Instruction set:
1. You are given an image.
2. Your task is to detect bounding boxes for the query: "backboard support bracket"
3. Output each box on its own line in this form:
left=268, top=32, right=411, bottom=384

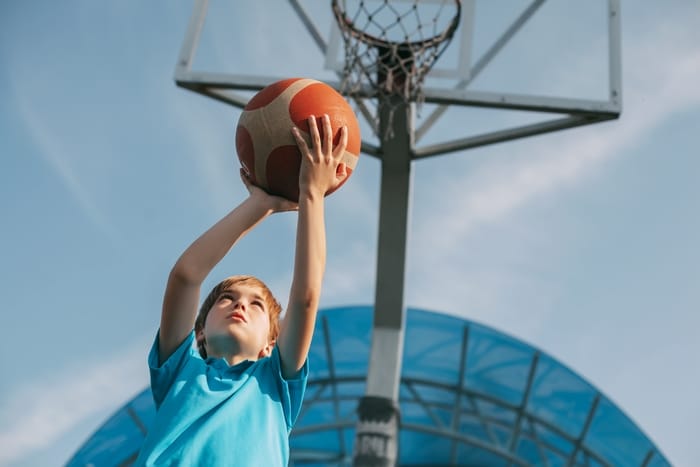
left=174, top=0, right=622, bottom=160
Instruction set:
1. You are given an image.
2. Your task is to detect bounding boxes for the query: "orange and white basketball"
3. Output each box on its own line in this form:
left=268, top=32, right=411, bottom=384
left=236, top=78, right=361, bottom=202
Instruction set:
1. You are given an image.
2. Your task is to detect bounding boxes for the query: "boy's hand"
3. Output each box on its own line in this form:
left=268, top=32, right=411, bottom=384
left=240, top=169, right=298, bottom=213
left=292, top=114, right=348, bottom=199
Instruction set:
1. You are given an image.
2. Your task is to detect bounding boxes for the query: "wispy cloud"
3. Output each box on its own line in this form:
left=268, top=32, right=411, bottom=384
left=323, top=237, right=377, bottom=306
left=0, top=338, right=149, bottom=465
left=411, top=24, right=700, bottom=273
left=13, top=89, right=119, bottom=243
left=167, top=93, right=246, bottom=215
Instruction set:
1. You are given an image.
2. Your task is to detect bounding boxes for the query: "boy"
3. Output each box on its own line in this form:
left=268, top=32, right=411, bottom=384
left=135, top=115, right=349, bottom=466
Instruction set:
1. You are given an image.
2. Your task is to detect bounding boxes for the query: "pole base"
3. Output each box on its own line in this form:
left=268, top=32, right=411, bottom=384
left=352, top=396, right=401, bottom=467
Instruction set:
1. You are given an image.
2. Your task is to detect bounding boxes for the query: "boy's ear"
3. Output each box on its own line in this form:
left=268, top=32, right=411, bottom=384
left=259, top=340, right=275, bottom=359
left=196, top=330, right=207, bottom=349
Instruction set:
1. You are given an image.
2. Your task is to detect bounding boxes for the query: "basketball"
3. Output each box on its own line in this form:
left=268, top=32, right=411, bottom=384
left=236, top=78, right=361, bottom=202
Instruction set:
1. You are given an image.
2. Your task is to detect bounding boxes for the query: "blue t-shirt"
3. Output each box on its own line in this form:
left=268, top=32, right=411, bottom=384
left=135, top=331, right=308, bottom=466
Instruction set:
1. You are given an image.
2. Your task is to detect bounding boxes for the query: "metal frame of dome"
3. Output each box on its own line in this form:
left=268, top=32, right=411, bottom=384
left=66, top=306, right=669, bottom=467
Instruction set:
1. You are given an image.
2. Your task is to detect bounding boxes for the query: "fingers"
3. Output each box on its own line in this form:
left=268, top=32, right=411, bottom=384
left=240, top=168, right=253, bottom=192
left=308, top=115, right=321, bottom=157
left=336, top=162, right=348, bottom=181
left=291, top=114, right=348, bottom=160
left=322, top=114, right=332, bottom=155
left=333, top=125, right=348, bottom=158
left=239, top=167, right=249, bottom=181
left=291, top=126, right=308, bottom=153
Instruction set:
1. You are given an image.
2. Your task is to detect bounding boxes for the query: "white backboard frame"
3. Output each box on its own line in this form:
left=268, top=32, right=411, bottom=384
left=174, top=0, right=622, bottom=158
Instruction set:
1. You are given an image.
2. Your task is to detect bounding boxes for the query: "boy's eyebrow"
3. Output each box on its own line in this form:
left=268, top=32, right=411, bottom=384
left=250, top=293, right=265, bottom=303
left=217, top=290, right=237, bottom=300
left=220, top=289, right=265, bottom=304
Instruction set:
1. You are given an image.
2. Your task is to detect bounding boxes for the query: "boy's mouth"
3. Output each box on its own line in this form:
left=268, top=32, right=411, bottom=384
left=227, top=311, right=247, bottom=323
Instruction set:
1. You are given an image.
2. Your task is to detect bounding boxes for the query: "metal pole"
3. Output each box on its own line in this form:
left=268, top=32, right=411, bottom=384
left=353, top=97, right=413, bottom=467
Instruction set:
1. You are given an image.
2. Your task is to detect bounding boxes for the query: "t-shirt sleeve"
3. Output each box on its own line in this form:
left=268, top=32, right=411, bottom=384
left=148, top=330, right=197, bottom=409
left=269, top=345, right=309, bottom=430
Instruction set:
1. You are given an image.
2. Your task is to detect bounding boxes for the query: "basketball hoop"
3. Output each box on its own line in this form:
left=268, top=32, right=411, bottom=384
left=332, top=0, right=461, bottom=137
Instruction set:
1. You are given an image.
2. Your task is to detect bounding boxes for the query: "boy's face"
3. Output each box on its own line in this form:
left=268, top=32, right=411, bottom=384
left=200, top=283, right=273, bottom=360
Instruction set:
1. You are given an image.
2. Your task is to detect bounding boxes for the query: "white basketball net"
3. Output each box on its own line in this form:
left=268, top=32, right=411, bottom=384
left=332, top=0, right=461, bottom=137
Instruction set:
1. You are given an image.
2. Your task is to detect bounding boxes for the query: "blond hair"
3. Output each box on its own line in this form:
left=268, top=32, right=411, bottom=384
left=194, top=275, right=282, bottom=358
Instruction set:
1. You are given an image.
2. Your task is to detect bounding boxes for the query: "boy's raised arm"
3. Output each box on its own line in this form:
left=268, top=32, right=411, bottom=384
left=277, top=115, right=348, bottom=378
left=159, top=178, right=296, bottom=365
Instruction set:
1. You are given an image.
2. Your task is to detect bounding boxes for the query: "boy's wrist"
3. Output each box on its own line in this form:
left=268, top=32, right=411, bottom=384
left=298, top=186, right=325, bottom=203
left=245, top=186, right=299, bottom=214
left=243, top=192, right=276, bottom=214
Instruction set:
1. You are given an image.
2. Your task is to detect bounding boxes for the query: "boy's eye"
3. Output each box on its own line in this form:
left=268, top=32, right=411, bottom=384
left=252, top=300, right=265, bottom=310
left=219, top=293, right=234, bottom=302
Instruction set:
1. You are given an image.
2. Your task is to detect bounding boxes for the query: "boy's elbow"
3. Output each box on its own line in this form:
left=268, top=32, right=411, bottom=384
left=169, top=260, right=202, bottom=285
left=290, top=288, right=321, bottom=314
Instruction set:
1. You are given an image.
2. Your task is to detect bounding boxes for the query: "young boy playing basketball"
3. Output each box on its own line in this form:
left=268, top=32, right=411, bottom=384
left=135, top=115, right=348, bottom=466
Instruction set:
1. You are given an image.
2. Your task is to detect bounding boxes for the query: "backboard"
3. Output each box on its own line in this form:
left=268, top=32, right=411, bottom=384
left=175, top=0, right=622, bottom=158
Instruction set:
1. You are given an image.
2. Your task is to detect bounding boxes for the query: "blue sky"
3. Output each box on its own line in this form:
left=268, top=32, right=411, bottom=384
left=1, top=1, right=698, bottom=465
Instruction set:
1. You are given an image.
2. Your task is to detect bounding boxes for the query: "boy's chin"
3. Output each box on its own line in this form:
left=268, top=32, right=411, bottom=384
left=214, top=331, right=266, bottom=353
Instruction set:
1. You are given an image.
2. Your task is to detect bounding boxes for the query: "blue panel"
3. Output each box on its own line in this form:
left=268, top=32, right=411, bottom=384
left=306, top=336, right=331, bottom=380
left=409, top=384, right=458, bottom=406
left=646, top=450, right=673, bottom=467
left=130, top=388, right=157, bottom=427
left=336, top=380, right=366, bottom=399
left=319, top=306, right=372, bottom=377
left=399, top=381, right=413, bottom=400
left=302, top=382, right=331, bottom=408
left=517, top=435, right=546, bottom=464
left=338, top=398, right=360, bottom=421
left=402, top=310, right=465, bottom=385
left=399, top=429, right=452, bottom=464
left=456, top=443, right=509, bottom=466
left=576, top=449, right=606, bottom=467
left=585, top=396, right=656, bottom=466
left=472, top=398, right=516, bottom=426
left=293, top=430, right=341, bottom=453
left=457, top=415, right=495, bottom=445
left=464, top=324, right=536, bottom=406
left=298, top=400, right=339, bottom=427
left=400, top=401, right=451, bottom=429
left=67, top=397, right=146, bottom=466
left=527, top=353, right=597, bottom=438
left=531, top=421, right=574, bottom=460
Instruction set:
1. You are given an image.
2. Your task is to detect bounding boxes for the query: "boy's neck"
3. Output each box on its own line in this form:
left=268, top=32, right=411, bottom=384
left=226, top=353, right=257, bottom=366
left=208, top=349, right=261, bottom=367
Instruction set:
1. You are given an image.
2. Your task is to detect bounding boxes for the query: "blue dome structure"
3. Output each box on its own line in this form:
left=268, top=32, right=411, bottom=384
left=67, top=306, right=670, bottom=466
